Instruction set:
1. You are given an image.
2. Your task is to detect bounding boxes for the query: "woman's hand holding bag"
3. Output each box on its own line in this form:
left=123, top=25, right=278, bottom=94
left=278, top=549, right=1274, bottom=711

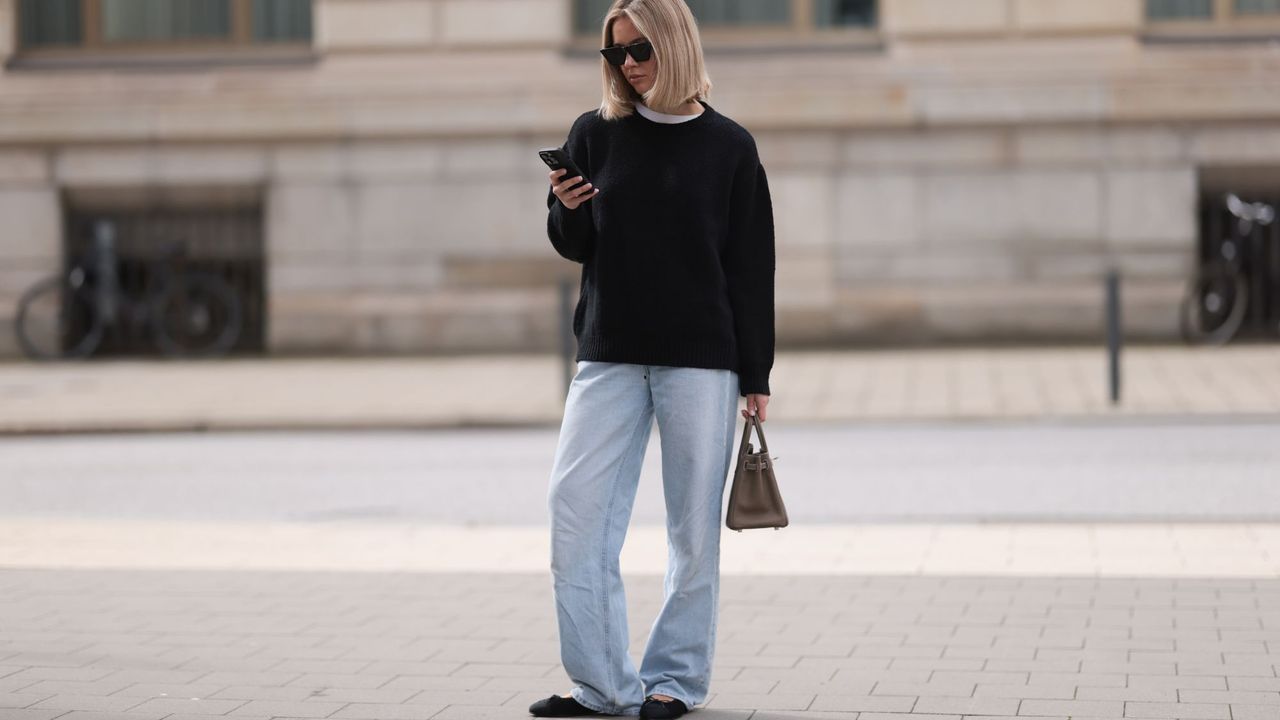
left=725, top=413, right=788, bottom=532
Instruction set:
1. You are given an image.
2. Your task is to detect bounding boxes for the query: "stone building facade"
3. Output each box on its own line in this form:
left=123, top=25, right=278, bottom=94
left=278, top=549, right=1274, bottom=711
left=0, top=0, right=1278, bottom=358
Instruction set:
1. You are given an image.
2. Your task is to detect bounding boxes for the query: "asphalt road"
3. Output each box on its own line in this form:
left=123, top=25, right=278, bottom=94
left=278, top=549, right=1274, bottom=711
left=2, top=418, right=1278, bottom=524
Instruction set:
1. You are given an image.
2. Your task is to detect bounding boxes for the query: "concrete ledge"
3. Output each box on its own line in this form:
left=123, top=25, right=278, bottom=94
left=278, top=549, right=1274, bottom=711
left=0, top=346, right=1277, bottom=435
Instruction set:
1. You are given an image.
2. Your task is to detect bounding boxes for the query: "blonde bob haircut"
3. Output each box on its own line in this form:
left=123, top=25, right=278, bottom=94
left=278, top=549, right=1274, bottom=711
left=597, top=0, right=713, bottom=121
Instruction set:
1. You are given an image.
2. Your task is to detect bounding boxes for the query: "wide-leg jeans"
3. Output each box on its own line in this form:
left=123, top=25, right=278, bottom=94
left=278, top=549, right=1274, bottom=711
left=547, top=359, right=740, bottom=715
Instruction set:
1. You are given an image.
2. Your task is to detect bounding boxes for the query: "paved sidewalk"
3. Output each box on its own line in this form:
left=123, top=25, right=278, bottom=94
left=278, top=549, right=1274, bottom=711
left=0, top=345, right=1277, bottom=434
left=5, top=519, right=1280, bottom=577
left=4, top=521, right=1280, bottom=720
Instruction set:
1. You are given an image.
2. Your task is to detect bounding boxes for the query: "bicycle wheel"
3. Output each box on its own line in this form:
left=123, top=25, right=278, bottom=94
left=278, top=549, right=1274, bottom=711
left=15, top=273, right=105, bottom=360
left=150, top=272, right=243, bottom=358
left=1179, top=265, right=1248, bottom=346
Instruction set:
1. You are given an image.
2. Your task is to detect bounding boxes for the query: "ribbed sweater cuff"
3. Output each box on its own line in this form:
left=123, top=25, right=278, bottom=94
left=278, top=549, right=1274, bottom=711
left=737, top=367, right=771, bottom=397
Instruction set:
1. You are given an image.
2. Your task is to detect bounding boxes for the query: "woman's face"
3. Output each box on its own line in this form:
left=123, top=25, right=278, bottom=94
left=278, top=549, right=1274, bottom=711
left=610, top=16, right=655, bottom=97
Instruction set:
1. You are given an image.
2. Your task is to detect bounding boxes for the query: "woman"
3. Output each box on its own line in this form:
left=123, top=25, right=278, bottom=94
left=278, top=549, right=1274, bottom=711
left=532, top=0, right=774, bottom=717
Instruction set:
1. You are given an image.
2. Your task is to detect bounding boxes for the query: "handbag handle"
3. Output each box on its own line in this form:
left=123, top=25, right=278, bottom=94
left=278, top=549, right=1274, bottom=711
left=737, top=413, right=770, bottom=456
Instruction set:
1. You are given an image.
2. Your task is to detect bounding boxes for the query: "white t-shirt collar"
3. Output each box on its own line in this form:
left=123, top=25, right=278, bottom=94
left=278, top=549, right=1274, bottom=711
left=635, top=100, right=704, bottom=124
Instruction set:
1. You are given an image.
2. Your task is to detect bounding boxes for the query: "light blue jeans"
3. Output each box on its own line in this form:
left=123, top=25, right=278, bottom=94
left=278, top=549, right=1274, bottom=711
left=547, top=359, right=740, bottom=716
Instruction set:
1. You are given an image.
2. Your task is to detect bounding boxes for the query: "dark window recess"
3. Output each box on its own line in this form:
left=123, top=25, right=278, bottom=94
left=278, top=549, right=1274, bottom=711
left=63, top=203, right=265, bottom=357
left=101, top=0, right=231, bottom=42
left=254, top=0, right=312, bottom=41
left=1236, top=0, right=1280, bottom=15
left=1197, top=191, right=1280, bottom=340
left=19, top=0, right=83, bottom=46
left=575, top=0, right=793, bottom=32
left=814, top=0, right=876, bottom=27
left=573, top=0, right=608, bottom=35
left=1147, top=0, right=1215, bottom=19
left=572, top=0, right=878, bottom=34
left=685, top=0, right=792, bottom=25
left=17, top=0, right=312, bottom=49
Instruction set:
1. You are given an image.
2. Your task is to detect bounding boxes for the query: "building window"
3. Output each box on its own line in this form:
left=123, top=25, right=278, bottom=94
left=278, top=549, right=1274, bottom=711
left=1147, top=0, right=1214, bottom=18
left=101, top=0, right=231, bottom=43
left=17, top=0, right=311, bottom=50
left=1236, top=0, right=1280, bottom=13
left=813, top=0, right=877, bottom=27
left=686, top=0, right=791, bottom=26
left=252, top=0, right=311, bottom=41
left=1147, top=0, right=1280, bottom=21
left=19, top=0, right=83, bottom=46
left=573, top=0, right=876, bottom=35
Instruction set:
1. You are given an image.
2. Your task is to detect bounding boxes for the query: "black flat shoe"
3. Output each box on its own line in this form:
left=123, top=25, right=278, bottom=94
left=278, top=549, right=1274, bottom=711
left=640, top=694, right=688, bottom=719
left=529, top=693, right=605, bottom=717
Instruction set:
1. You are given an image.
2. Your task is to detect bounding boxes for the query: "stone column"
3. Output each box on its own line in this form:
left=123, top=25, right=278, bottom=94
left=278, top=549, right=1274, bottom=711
left=0, top=0, right=15, bottom=63
left=0, top=150, right=61, bottom=357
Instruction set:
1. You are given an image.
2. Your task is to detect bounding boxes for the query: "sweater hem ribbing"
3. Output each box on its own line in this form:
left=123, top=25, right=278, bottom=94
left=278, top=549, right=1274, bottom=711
left=575, top=335, right=737, bottom=374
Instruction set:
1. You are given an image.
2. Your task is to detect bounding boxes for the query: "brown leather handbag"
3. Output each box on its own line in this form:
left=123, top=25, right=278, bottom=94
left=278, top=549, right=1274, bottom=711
left=726, top=414, right=788, bottom=532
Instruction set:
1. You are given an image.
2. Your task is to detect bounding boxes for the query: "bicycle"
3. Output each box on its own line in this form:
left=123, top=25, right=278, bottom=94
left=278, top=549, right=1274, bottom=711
left=15, top=219, right=244, bottom=360
left=1179, top=192, right=1277, bottom=346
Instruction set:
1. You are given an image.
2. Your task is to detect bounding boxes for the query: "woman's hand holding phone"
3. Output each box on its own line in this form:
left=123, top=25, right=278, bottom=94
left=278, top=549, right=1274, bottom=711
left=550, top=168, right=600, bottom=210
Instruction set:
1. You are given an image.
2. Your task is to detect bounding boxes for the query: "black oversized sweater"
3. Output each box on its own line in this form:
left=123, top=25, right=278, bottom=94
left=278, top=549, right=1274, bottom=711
left=545, top=99, right=776, bottom=397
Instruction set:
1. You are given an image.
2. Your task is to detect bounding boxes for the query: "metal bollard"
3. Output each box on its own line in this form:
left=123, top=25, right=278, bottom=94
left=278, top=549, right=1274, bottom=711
left=558, top=276, right=575, bottom=397
left=1106, top=269, right=1122, bottom=405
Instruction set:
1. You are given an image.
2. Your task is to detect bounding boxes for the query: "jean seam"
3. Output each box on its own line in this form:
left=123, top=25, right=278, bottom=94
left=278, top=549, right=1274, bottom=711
left=698, top=371, right=735, bottom=701
left=598, top=389, right=649, bottom=714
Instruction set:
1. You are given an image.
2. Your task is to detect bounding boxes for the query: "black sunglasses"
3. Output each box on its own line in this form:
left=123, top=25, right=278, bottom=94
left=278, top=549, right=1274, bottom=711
left=600, top=39, right=653, bottom=66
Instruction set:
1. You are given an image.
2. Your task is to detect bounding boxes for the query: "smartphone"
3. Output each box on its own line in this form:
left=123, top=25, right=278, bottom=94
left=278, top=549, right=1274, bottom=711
left=538, top=147, right=590, bottom=189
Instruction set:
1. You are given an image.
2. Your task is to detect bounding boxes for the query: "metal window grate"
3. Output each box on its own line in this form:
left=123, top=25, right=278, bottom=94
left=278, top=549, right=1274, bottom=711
left=1197, top=192, right=1280, bottom=339
left=63, top=200, right=266, bottom=357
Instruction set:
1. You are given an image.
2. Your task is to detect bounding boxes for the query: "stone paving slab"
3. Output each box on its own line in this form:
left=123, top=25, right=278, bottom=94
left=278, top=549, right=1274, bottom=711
left=3, top=519, right=1280, bottom=577
left=0, top=345, right=1277, bottom=434
left=2, top=564, right=1280, bottom=720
